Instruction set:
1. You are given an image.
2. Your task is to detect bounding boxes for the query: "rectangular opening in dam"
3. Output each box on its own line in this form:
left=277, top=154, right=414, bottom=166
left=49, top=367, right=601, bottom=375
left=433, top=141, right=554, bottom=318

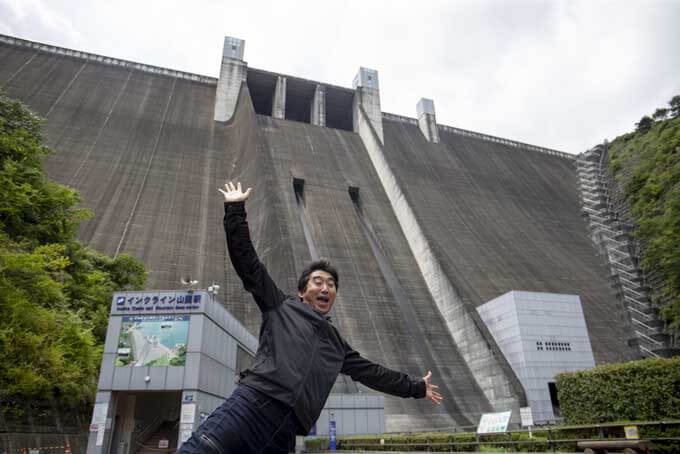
left=285, top=78, right=314, bottom=123
left=246, top=69, right=276, bottom=116
left=325, top=86, right=353, bottom=131
left=247, top=68, right=353, bottom=131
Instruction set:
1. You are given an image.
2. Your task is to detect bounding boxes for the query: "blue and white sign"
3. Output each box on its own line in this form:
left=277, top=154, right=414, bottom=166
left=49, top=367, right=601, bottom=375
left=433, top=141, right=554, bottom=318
left=329, top=420, right=336, bottom=451
left=112, top=291, right=205, bottom=314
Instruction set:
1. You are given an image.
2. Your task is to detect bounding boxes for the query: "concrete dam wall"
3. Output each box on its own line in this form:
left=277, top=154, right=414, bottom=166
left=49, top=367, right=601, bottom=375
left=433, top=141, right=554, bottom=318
left=0, top=34, right=638, bottom=431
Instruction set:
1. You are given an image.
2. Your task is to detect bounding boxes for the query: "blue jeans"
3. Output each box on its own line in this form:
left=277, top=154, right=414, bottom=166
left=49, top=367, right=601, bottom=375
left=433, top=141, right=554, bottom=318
left=177, top=385, right=299, bottom=454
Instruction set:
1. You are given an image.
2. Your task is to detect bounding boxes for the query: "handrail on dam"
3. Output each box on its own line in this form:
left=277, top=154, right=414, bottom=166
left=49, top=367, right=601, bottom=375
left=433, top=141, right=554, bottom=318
left=382, top=111, right=574, bottom=160
left=0, top=34, right=218, bottom=85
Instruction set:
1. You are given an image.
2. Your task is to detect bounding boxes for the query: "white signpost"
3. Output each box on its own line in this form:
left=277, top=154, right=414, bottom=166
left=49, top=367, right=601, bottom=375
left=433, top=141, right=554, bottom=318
left=520, top=406, right=534, bottom=438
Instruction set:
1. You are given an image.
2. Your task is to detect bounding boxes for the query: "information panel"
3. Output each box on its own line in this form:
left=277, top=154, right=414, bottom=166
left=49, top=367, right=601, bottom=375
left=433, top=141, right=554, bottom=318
left=477, top=411, right=512, bottom=434
left=116, top=315, right=189, bottom=367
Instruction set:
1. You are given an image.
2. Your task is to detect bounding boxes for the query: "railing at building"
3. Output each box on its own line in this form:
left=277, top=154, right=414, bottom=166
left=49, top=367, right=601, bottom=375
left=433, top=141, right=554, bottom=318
left=0, top=34, right=217, bottom=85
left=382, top=112, right=574, bottom=159
left=307, top=420, right=680, bottom=452
left=575, top=144, right=672, bottom=357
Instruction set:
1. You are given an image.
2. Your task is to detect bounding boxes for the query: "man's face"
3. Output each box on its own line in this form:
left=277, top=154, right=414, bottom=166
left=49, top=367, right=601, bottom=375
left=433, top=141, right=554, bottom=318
left=298, top=270, right=337, bottom=315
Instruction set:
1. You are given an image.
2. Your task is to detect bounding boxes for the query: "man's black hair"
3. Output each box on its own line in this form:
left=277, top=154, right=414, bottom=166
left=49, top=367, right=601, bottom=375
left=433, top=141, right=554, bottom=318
left=298, top=260, right=339, bottom=292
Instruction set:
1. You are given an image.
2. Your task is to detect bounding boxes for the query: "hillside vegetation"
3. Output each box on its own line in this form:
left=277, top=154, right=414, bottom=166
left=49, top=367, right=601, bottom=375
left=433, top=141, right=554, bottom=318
left=608, top=95, right=680, bottom=335
left=0, top=92, right=147, bottom=421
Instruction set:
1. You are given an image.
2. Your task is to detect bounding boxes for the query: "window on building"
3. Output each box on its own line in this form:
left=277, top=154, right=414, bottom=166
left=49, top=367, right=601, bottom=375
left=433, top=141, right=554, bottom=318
left=548, top=382, right=561, bottom=417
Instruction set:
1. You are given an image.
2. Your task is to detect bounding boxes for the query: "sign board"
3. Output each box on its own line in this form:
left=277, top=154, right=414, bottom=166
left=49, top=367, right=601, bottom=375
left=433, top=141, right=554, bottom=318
left=181, top=403, right=196, bottom=424
left=477, top=411, right=512, bottom=434
left=181, top=430, right=192, bottom=443
left=520, top=407, right=534, bottom=427
left=624, top=425, right=639, bottom=439
left=96, top=424, right=105, bottom=446
left=329, top=420, right=337, bottom=451
left=113, top=291, right=204, bottom=314
left=91, top=402, right=108, bottom=426
left=158, top=439, right=169, bottom=449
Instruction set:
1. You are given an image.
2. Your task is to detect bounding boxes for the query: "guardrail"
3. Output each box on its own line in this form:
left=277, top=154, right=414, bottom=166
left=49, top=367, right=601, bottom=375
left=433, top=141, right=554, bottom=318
left=381, top=112, right=573, bottom=159
left=0, top=34, right=217, bottom=85
left=306, top=420, right=680, bottom=452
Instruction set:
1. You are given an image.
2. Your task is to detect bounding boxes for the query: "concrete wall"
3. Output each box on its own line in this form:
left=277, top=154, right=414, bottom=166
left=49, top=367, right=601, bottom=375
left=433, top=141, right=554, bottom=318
left=380, top=118, right=638, bottom=365
left=311, top=84, right=326, bottom=126
left=0, top=35, right=640, bottom=433
left=312, top=394, right=385, bottom=436
left=353, top=104, right=524, bottom=418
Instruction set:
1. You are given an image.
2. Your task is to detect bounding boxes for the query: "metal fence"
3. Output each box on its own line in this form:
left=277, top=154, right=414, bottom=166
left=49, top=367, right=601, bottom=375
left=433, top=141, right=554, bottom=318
left=307, top=420, right=680, bottom=452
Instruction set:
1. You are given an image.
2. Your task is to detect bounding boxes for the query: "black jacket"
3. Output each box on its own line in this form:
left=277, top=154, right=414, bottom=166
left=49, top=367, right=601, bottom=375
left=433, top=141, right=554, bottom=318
left=224, top=202, right=426, bottom=434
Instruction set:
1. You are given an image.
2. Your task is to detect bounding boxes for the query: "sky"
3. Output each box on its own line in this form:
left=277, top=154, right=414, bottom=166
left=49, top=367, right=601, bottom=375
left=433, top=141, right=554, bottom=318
left=0, top=0, right=678, bottom=154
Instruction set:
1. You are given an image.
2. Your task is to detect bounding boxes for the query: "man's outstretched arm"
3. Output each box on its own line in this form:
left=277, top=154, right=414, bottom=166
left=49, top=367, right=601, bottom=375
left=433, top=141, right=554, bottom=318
left=340, top=340, right=443, bottom=405
left=220, top=181, right=285, bottom=312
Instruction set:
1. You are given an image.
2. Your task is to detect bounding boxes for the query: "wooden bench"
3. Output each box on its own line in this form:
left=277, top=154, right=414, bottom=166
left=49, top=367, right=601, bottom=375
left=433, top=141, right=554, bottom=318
left=578, top=439, right=649, bottom=453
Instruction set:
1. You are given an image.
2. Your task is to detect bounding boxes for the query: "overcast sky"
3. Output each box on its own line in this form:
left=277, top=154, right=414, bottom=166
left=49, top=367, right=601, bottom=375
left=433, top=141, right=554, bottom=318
left=1, top=0, right=678, bottom=154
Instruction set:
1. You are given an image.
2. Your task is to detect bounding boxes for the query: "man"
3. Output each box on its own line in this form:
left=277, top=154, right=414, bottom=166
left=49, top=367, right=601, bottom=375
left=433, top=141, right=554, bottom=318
left=178, top=181, right=442, bottom=453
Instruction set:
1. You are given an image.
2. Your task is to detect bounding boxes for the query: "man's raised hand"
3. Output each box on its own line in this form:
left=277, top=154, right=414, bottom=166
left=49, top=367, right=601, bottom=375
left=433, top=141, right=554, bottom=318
left=422, top=371, right=443, bottom=405
left=219, top=181, right=252, bottom=202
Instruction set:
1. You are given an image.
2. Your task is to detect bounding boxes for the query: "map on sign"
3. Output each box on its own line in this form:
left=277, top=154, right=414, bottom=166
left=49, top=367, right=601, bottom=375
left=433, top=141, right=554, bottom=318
left=116, top=315, right=189, bottom=367
left=477, top=411, right=512, bottom=434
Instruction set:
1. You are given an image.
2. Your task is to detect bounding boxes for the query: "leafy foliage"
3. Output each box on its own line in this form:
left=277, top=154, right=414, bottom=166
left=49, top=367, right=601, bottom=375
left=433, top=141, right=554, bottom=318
left=0, top=92, right=147, bottom=409
left=556, top=357, right=680, bottom=424
left=635, top=115, right=654, bottom=133
left=670, top=95, right=680, bottom=118
left=305, top=423, right=680, bottom=452
left=653, top=108, right=669, bottom=121
left=608, top=104, right=680, bottom=333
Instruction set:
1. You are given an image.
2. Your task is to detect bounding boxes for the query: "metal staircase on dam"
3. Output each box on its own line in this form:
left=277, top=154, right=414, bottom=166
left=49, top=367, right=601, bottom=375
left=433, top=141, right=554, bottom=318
left=575, top=147, right=673, bottom=358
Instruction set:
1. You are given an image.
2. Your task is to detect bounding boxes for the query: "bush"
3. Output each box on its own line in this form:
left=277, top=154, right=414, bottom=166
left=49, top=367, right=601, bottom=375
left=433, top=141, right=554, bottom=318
left=607, top=113, right=680, bottom=333
left=306, top=422, right=680, bottom=452
left=304, top=437, right=328, bottom=452
left=556, top=357, right=680, bottom=425
left=0, top=91, right=147, bottom=415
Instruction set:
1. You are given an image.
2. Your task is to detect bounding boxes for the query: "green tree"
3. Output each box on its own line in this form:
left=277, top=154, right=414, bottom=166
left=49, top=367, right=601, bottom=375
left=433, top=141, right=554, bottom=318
left=670, top=95, right=680, bottom=118
left=0, top=92, right=147, bottom=410
left=0, top=240, right=99, bottom=403
left=635, top=115, right=653, bottom=133
left=608, top=110, right=680, bottom=333
left=653, top=107, right=669, bottom=121
left=0, top=96, right=91, bottom=247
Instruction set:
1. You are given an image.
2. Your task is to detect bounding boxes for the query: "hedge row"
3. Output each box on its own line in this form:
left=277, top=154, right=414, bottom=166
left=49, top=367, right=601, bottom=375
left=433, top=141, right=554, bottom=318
left=305, top=424, right=680, bottom=453
left=555, top=357, right=680, bottom=424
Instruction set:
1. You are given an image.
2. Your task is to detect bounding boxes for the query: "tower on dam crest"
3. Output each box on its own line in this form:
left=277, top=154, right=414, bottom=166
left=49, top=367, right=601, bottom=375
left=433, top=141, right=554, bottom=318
left=214, top=36, right=247, bottom=122
left=417, top=97, right=440, bottom=144
left=353, top=67, right=384, bottom=143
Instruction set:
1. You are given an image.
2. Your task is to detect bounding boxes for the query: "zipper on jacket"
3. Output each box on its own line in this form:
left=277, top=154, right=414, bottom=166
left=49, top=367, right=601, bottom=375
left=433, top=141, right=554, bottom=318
left=200, top=433, right=223, bottom=454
